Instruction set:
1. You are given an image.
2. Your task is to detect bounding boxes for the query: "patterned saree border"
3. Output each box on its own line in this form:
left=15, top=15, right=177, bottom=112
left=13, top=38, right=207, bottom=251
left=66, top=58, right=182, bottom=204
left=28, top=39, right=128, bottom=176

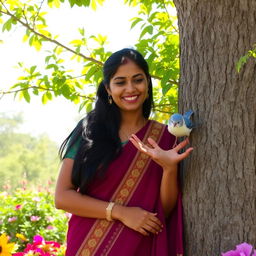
left=77, top=121, right=166, bottom=256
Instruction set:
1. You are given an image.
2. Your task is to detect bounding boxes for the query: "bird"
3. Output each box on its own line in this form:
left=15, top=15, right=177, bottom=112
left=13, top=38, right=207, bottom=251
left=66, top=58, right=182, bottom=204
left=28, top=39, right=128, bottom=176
left=168, top=110, right=194, bottom=147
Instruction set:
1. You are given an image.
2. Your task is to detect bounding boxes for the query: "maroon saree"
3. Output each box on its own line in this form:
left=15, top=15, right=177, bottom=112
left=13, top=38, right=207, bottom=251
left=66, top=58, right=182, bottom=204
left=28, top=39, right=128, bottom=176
left=65, top=120, right=184, bottom=256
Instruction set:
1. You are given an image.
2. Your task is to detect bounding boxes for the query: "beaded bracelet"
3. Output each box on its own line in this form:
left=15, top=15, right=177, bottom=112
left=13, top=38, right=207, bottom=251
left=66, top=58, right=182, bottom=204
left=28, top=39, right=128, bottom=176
left=106, top=202, right=115, bottom=221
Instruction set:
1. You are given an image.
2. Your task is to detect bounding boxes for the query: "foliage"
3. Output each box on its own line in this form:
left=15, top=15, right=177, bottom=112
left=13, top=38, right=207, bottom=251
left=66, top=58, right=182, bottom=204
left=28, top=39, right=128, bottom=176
left=236, top=44, right=256, bottom=72
left=0, top=0, right=179, bottom=121
left=0, top=187, right=69, bottom=252
left=0, top=113, right=59, bottom=191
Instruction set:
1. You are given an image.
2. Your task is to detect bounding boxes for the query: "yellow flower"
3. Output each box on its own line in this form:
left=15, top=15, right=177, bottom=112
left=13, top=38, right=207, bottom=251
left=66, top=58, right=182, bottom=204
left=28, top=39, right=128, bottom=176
left=16, top=233, right=28, bottom=242
left=0, top=233, right=15, bottom=256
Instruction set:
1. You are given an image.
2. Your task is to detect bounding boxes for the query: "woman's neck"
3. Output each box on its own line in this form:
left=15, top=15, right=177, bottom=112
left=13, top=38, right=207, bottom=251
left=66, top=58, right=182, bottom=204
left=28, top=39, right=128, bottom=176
left=119, top=112, right=147, bottom=142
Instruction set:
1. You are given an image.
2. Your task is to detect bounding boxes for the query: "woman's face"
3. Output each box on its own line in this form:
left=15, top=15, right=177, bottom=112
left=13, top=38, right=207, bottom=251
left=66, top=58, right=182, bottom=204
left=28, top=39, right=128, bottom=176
left=106, top=59, right=149, bottom=115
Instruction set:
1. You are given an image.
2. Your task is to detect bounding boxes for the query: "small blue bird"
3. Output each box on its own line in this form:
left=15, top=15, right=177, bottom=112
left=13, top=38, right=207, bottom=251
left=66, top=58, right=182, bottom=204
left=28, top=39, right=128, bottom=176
left=168, top=110, right=194, bottom=146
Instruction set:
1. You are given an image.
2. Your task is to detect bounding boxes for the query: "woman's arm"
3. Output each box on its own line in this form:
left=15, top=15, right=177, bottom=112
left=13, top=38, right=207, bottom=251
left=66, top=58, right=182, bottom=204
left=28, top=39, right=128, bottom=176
left=55, top=158, right=109, bottom=218
left=55, top=158, right=163, bottom=236
left=160, top=166, right=178, bottom=217
left=129, top=135, right=193, bottom=217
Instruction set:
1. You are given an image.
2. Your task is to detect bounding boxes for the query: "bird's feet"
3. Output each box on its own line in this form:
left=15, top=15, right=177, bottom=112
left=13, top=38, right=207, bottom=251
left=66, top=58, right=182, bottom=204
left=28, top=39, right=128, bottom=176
left=172, top=137, right=178, bottom=148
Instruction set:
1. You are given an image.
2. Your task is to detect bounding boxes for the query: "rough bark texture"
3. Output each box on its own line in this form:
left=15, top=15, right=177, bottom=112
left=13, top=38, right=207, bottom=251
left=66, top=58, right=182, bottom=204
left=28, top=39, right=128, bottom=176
left=173, top=1, right=256, bottom=255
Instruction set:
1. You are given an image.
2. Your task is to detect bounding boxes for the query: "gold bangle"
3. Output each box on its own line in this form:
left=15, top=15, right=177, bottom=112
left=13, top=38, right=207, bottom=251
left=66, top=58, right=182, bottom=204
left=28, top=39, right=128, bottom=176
left=106, top=202, right=115, bottom=221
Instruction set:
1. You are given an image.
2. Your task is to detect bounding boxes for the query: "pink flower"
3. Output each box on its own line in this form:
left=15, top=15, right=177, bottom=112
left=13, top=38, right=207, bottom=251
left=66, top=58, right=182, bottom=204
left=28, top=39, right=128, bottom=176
left=222, top=243, right=256, bottom=256
left=46, top=225, right=54, bottom=230
left=46, top=216, right=54, bottom=222
left=8, top=216, right=17, bottom=222
left=15, top=204, right=22, bottom=210
left=30, top=216, right=40, bottom=222
left=32, top=196, right=41, bottom=202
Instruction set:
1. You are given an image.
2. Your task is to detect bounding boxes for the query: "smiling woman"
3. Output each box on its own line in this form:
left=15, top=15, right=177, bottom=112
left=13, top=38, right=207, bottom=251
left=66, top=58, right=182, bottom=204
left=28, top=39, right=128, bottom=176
left=55, top=48, right=193, bottom=256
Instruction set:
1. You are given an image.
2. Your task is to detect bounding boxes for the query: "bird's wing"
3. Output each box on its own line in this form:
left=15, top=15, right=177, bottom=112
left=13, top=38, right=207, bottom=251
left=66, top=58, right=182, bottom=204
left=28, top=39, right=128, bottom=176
left=183, top=117, right=193, bottom=129
left=183, top=110, right=194, bottom=120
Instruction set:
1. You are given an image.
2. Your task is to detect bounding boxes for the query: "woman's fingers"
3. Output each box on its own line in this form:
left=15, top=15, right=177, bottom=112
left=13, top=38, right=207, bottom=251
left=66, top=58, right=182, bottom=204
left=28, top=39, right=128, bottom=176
left=139, top=227, right=149, bottom=236
left=130, top=134, right=150, bottom=153
left=147, top=137, right=160, bottom=149
left=173, top=138, right=190, bottom=152
left=177, top=147, right=194, bottom=161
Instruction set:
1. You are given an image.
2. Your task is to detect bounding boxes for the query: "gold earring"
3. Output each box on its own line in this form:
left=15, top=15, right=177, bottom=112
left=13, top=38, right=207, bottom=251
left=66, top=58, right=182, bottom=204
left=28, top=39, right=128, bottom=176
left=108, top=95, right=113, bottom=104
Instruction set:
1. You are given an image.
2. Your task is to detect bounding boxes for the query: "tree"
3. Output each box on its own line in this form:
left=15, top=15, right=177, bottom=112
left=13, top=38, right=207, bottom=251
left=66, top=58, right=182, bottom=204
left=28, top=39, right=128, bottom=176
left=0, top=113, right=59, bottom=191
left=173, top=0, right=256, bottom=255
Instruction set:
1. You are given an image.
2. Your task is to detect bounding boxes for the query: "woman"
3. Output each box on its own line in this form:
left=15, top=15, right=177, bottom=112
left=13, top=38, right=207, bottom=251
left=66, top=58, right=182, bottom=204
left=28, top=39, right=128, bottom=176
left=55, top=48, right=193, bottom=256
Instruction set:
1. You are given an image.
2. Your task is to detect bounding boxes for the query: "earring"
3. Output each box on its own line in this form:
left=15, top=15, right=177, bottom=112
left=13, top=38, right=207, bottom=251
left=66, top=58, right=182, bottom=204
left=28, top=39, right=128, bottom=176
left=108, top=95, right=113, bottom=104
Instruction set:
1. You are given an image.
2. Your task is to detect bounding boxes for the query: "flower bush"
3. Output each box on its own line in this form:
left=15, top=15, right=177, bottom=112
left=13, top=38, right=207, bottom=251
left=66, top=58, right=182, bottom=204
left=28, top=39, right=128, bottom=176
left=222, top=243, right=256, bottom=256
left=13, top=235, right=66, bottom=256
left=0, top=188, right=69, bottom=252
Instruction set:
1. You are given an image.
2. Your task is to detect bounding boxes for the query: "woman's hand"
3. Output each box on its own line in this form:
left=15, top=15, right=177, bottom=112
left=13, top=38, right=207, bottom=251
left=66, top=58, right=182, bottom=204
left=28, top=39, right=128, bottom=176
left=112, top=205, right=163, bottom=236
left=129, top=135, right=193, bottom=171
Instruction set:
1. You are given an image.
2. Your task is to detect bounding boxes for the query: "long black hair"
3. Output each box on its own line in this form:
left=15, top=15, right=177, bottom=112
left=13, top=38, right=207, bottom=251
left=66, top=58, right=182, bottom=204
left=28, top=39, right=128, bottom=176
left=59, top=48, right=153, bottom=194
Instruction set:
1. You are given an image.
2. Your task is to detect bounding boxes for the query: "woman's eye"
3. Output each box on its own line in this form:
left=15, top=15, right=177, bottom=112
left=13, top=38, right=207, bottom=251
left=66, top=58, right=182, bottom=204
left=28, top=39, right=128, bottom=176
left=115, top=81, right=125, bottom=85
left=134, top=78, right=144, bottom=83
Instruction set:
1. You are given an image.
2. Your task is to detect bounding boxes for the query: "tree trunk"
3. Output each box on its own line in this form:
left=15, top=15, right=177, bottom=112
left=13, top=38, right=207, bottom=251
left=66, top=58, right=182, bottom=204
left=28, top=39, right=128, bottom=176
left=173, top=1, right=256, bottom=255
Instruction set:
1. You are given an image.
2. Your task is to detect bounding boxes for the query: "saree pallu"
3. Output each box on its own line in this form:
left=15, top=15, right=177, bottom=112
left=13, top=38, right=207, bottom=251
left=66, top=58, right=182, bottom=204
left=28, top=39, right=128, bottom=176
left=66, top=120, right=183, bottom=256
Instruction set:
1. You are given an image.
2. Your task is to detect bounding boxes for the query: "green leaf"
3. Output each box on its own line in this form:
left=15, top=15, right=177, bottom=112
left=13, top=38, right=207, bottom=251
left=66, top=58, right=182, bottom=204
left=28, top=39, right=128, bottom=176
left=42, top=92, right=49, bottom=104
left=30, top=66, right=37, bottom=74
left=139, top=25, right=154, bottom=39
left=162, top=83, right=172, bottom=95
left=46, top=91, right=52, bottom=100
left=78, top=100, right=87, bottom=112
left=78, top=27, right=85, bottom=36
left=2, top=19, right=13, bottom=32
left=22, top=90, right=31, bottom=103
left=236, top=54, right=249, bottom=72
left=130, top=17, right=143, bottom=29
left=85, top=66, right=98, bottom=81
left=33, top=88, right=39, bottom=95
left=86, top=101, right=93, bottom=112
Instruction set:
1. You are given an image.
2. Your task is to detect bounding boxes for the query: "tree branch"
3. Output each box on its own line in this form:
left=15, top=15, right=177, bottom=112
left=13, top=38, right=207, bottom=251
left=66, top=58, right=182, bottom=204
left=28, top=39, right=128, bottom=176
left=0, top=1, right=179, bottom=86
left=0, top=86, right=95, bottom=101
left=151, top=74, right=178, bottom=85
left=0, top=3, right=103, bottom=66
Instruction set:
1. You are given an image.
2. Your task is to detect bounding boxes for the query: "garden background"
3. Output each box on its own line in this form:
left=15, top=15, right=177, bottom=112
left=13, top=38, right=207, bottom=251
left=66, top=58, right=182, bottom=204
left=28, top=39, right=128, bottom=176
left=0, top=0, right=255, bottom=255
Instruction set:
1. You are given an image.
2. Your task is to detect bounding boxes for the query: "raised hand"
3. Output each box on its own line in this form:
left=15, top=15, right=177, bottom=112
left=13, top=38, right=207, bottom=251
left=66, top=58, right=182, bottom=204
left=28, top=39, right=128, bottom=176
left=129, top=135, right=193, bottom=171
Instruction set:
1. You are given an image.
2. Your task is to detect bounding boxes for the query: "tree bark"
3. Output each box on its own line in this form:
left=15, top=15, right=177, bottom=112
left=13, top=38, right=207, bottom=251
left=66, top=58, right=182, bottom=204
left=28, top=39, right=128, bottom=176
left=173, top=1, right=256, bottom=255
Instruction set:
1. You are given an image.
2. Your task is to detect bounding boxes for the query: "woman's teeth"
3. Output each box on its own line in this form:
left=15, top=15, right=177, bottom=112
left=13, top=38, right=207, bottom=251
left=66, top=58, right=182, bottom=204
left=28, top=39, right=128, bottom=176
left=123, top=96, right=138, bottom=101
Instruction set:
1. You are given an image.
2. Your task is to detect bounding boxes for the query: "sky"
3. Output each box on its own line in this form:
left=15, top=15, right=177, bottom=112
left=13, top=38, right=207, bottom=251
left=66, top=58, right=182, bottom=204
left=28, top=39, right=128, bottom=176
left=0, top=0, right=139, bottom=145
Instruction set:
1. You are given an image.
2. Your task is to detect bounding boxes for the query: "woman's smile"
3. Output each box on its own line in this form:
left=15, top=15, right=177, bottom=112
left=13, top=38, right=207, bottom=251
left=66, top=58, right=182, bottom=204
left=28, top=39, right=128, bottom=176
left=122, top=95, right=139, bottom=103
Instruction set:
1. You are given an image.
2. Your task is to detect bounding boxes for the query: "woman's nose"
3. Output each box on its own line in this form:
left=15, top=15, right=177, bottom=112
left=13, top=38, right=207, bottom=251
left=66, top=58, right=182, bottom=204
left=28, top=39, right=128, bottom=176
left=126, top=80, right=136, bottom=92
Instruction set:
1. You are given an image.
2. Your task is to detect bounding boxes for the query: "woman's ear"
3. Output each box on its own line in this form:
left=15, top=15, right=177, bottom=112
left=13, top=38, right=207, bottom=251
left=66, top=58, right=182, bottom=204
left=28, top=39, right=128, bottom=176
left=105, top=85, right=111, bottom=95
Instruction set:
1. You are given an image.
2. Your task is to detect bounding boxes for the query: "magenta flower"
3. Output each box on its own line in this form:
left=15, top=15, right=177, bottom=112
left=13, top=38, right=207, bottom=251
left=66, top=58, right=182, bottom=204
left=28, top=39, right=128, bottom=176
left=30, top=216, right=41, bottom=222
left=15, top=204, right=22, bottom=210
left=8, top=216, right=17, bottom=222
left=222, top=243, right=256, bottom=256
